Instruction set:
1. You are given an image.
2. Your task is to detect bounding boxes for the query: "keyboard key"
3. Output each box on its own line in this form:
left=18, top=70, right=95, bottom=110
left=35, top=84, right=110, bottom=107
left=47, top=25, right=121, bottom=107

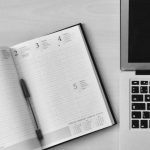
left=132, top=111, right=141, bottom=118
left=143, top=111, right=150, bottom=118
left=145, top=95, right=150, bottom=102
left=147, top=103, right=150, bottom=110
left=141, top=120, right=148, bottom=128
left=141, top=81, right=148, bottom=85
left=132, top=103, right=145, bottom=110
left=132, top=95, right=143, bottom=101
left=132, top=81, right=139, bottom=85
left=132, top=86, right=139, bottom=93
left=140, top=86, right=148, bottom=93
left=132, top=120, right=139, bottom=128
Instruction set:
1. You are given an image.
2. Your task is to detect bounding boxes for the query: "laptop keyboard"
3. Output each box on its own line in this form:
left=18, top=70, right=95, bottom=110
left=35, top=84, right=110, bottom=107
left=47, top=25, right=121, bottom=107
left=131, top=80, right=150, bottom=129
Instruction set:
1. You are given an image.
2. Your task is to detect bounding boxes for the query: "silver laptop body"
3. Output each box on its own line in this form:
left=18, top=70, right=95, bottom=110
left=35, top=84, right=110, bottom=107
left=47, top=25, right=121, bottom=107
left=120, top=0, right=150, bottom=150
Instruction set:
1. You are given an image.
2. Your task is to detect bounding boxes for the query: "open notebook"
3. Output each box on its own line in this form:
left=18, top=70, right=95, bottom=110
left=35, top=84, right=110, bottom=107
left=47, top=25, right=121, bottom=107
left=0, top=24, right=115, bottom=150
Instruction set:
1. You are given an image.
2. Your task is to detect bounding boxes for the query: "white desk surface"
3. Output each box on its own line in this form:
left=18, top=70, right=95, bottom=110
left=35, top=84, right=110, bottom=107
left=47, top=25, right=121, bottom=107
left=0, top=0, right=120, bottom=150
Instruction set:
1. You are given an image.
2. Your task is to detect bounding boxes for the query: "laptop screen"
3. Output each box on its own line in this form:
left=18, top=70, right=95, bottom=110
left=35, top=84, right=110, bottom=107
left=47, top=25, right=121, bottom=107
left=129, top=0, right=150, bottom=63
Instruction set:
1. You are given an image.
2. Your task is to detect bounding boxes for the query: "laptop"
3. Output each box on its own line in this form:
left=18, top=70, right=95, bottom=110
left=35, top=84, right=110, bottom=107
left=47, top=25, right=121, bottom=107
left=120, top=0, right=150, bottom=149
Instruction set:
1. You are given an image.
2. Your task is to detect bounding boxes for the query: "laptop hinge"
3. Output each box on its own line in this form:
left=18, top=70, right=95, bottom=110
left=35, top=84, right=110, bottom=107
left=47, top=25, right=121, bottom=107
left=136, top=70, right=150, bottom=75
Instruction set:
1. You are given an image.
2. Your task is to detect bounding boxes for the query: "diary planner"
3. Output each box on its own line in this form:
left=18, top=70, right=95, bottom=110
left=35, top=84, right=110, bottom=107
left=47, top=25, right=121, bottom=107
left=0, top=24, right=115, bottom=150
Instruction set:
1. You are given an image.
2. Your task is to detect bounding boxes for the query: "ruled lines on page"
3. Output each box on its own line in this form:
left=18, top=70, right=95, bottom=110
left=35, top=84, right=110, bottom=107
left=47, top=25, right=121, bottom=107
left=0, top=50, right=37, bottom=149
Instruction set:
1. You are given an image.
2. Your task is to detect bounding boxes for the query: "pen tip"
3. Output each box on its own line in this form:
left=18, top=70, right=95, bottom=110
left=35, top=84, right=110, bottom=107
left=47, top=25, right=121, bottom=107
left=36, top=129, right=43, bottom=141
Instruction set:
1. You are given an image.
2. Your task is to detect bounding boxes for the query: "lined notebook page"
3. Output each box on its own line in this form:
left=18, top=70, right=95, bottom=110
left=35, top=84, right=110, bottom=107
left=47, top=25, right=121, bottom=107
left=0, top=50, right=39, bottom=150
left=12, top=25, right=113, bottom=148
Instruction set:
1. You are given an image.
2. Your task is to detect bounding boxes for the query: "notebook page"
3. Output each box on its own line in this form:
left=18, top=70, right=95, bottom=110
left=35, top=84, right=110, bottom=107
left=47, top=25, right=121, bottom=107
left=12, top=25, right=113, bottom=148
left=0, top=50, right=40, bottom=150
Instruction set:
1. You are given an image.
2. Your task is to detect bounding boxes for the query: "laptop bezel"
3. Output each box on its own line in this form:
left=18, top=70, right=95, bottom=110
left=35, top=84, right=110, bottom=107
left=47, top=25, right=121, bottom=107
left=121, top=0, right=150, bottom=71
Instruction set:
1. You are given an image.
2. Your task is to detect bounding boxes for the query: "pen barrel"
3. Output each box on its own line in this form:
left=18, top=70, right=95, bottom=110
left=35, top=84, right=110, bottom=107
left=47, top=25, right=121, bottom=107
left=26, top=98, right=38, bottom=127
left=20, top=79, right=43, bottom=142
left=26, top=98, right=43, bottom=140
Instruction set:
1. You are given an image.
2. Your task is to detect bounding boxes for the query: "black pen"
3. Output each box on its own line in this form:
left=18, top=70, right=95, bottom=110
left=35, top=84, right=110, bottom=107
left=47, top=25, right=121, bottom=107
left=20, top=79, right=43, bottom=142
